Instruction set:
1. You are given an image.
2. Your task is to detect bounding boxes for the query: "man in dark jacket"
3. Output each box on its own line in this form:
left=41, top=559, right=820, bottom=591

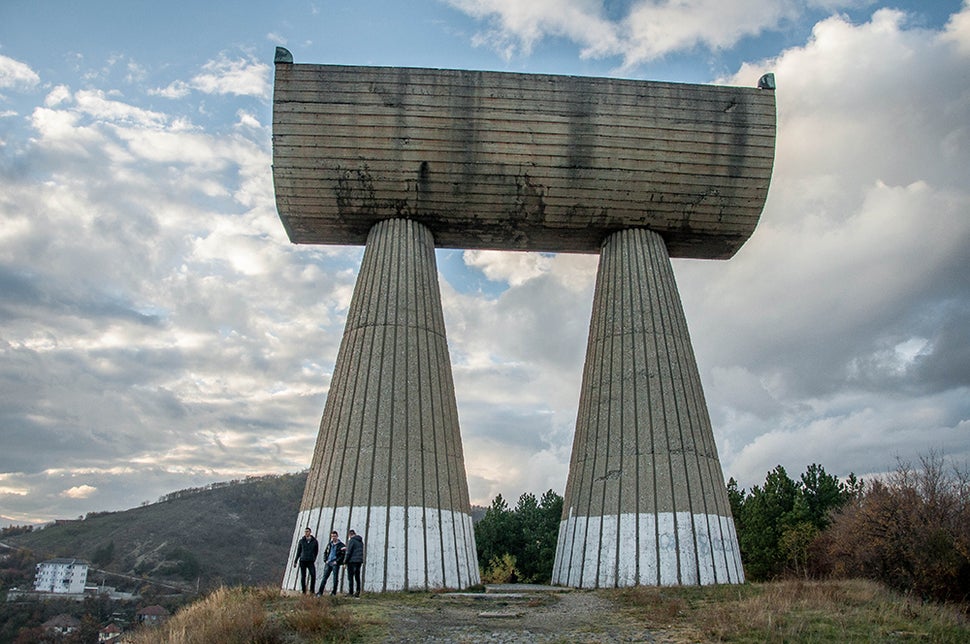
left=293, top=527, right=319, bottom=594
left=344, top=529, right=364, bottom=597
left=317, top=530, right=345, bottom=596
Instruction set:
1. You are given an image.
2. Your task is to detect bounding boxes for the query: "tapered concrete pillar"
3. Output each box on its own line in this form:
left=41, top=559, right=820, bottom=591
left=281, top=218, right=480, bottom=593
left=552, top=228, right=743, bottom=588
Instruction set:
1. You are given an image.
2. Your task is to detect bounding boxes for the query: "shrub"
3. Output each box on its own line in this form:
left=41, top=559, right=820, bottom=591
left=821, top=454, right=970, bottom=603
left=481, top=554, right=519, bottom=584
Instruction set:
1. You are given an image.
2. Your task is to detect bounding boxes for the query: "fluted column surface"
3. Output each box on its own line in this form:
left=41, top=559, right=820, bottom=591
left=282, top=218, right=479, bottom=592
left=553, top=227, right=743, bottom=588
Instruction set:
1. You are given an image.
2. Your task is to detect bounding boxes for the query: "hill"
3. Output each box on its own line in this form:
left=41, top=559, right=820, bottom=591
left=5, top=472, right=307, bottom=590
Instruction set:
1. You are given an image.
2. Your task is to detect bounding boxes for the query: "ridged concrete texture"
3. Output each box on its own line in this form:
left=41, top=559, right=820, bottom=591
left=281, top=218, right=480, bottom=593
left=272, top=56, right=776, bottom=259
left=553, top=228, right=743, bottom=588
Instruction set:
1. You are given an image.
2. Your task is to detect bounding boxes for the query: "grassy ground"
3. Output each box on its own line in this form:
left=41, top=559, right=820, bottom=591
left=611, top=579, right=970, bottom=643
left=124, top=579, right=969, bottom=643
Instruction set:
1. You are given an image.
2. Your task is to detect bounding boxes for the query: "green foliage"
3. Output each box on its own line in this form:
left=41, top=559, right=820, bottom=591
left=481, top=553, right=519, bottom=583
left=726, top=477, right=744, bottom=520
left=474, top=489, right=563, bottom=583
left=778, top=521, right=818, bottom=578
left=733, top=463, right=858, bottom=581
left=733, top=455, right=969, bottom=605
left=798, top=463, right=856, bottom=529
left=475, top=494, right=514, bottom=569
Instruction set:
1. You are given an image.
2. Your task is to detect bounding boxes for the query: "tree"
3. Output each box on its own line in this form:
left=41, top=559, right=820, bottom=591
left=474, top=489, right=564, bottom=583
left=798, top=463, right=855, bottom=530
left=726, top=478, right=745, bottom=521
left=535, top=489, right=564, bottom=581
left=737, top=465, right=799, bottom=580
left=475, top=494, right=515, bottom=573
left=732, top=463, right=859, bottom=581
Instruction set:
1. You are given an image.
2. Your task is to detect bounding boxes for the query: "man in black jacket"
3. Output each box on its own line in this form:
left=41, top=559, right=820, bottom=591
left=317, top=530, right=345, bottom=595
left=344, top=529, right=364, bottom=597
left=293, top=527, right=319, bottom=594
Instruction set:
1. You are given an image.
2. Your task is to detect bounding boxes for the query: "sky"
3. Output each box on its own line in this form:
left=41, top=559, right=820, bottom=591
left=1, top=1, right=968, bottom=525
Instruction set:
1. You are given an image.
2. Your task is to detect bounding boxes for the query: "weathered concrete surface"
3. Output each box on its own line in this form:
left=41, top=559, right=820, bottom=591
left=273, top=52, right=774, bottom=593
left=281, top=218, right=479, bottom=593
left=272, top=52, right=776, bottom=259
left=553, top=228, right=743, bottom=587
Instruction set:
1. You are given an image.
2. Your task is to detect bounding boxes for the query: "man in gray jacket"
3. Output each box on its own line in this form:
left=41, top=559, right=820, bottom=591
left=344, top=529, right=364, bottom=597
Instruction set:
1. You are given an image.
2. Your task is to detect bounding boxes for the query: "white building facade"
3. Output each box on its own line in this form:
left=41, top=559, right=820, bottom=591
left=34, top=558, right=88, bottom=594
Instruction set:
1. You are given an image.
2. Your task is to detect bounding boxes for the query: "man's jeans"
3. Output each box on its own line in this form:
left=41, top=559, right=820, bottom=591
left=318, top=562, right=340, bottom=594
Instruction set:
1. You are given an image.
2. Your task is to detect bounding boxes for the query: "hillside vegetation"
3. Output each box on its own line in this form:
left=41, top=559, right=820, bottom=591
left=6, top=472, right=307, bottom=589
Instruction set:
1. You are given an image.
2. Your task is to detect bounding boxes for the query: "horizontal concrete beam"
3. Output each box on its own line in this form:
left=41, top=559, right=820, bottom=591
left=272, top=51, right=776, bottom=259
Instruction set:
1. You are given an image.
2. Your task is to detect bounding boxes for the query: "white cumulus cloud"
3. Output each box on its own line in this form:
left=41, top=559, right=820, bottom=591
left=0, top=54, right=40, bottom=90
left=63, top=485, right=97, bottom=499
left=189, top=55, right=271, bottom=98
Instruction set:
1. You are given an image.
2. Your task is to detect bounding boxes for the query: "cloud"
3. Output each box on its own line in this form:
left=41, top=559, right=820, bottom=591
left=444, top=0, right=876, bottom=67
left=63, top=485, right=97, bottom=499
left=189, top=55, right=271, bottom=98
left=0, top=474, right=29, bottom=496
left=445, top=0, right=622, bottom=60
left=0, top=54, right=40, bottom=90
left=149, top=80, right=191, bottom=99
left=74, top=89, right=169, bottom=128
left=2, top=2, right=969, bottom=523
left=943, top=0, right=970, bottom=54
left=441, top=3, right=970, bottom=496
left=150, top=55, right=271, bottom=99
left=0, top=57, right=352, bottom=520
left=677, top=5, right=970, bottom=486
left=619, top=0, right=795, bottom=65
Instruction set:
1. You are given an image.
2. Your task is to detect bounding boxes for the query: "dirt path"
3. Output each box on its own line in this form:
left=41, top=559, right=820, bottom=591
left=376, top=584, right=674, bottom=643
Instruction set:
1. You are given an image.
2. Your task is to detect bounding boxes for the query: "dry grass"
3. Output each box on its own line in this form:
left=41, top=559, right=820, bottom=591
left=614, top=579, right=970, bottom=643
left=126, top=579, right=970, bottom=643
left=125, top=586, right=364, bottom=644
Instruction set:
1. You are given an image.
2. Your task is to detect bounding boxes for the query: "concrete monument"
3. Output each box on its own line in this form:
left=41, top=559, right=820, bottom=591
left=272, top=47, right=775, bottom=591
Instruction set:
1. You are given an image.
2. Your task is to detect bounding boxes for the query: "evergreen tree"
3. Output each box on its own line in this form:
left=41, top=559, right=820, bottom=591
left=474, top=489, right=564, bottom=583
left=475, top=494, right=515, bottom=571
left=732, top=463, right=860, bottom=581
left=799, top=463, right=852, bottom=529
left=737, top=465, right=799, bottom=580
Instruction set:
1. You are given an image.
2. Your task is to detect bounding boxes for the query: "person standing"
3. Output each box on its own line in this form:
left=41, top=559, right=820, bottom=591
left=317, top=530, right=345, bottom=596
left=344, top=529, right=364, bottom=597
left=293, top=527, right=319, bottom=594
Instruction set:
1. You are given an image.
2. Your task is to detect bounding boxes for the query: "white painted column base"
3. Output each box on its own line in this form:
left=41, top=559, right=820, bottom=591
left=281, top=506, right=481, bottom=593
left=552, top=511, right=744, bottom=588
